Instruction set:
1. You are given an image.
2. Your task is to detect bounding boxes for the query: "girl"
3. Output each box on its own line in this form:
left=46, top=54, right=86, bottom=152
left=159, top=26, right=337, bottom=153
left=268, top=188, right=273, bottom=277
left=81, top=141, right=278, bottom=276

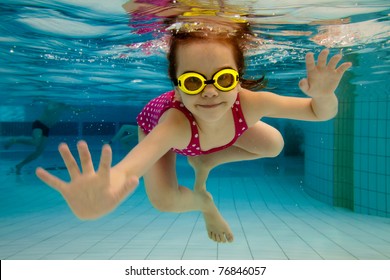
left=36, top=21, right=352, bottom=243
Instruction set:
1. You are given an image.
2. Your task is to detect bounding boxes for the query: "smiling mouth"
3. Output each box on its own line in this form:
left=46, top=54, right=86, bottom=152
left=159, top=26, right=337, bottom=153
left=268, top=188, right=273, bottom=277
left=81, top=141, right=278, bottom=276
left=197, top=103, right=222, bottom=108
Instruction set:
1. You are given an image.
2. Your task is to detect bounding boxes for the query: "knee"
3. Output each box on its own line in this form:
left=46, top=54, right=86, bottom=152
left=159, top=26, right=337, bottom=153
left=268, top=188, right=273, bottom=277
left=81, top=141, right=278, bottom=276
left=265, top=131, right=285, bottom=158
left=148, top=194, right=177, bottom=213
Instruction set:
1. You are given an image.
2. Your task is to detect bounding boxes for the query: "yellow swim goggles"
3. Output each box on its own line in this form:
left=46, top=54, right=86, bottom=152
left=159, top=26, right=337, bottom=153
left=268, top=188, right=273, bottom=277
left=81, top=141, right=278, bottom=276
left=173, top=68, right=240, bottom=95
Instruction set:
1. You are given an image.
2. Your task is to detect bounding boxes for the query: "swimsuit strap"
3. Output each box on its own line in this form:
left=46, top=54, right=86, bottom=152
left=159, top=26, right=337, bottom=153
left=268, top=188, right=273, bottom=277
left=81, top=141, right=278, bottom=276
left=231, top=94, right=248, bottom=139
left=171, top=97, right=202, bottom=156
left=171, top=93, right=248, bottom=156
left=198, top=94, right=248, bottom=155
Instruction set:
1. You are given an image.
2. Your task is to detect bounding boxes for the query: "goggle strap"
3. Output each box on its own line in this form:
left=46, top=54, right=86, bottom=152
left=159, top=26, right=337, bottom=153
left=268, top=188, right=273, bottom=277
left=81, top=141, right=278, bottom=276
left=204, top=79, right=215, bottom=85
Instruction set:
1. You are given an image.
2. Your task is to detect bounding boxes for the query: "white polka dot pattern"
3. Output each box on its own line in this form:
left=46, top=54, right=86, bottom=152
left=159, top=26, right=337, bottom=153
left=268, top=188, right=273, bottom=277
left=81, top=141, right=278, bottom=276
left=137, top=91, right=248, bottom=156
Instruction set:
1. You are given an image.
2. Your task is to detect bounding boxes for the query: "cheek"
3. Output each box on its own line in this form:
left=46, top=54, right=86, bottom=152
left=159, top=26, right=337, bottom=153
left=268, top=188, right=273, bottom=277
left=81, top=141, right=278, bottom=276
left=174, top=90, right=196, bottom=108
left=226, top=90, right=239, bottom=104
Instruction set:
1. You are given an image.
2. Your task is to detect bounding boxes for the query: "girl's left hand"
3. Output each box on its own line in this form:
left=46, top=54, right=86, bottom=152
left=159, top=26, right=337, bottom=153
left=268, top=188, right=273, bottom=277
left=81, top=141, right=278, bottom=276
left=299, top=49, right=352, bottom=98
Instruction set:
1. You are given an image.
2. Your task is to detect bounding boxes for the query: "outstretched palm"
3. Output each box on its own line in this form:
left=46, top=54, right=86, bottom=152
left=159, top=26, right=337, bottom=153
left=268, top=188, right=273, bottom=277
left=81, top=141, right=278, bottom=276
left=299, top=49, right=352, bottom=97
left=36, top=141, right=139, bottom=219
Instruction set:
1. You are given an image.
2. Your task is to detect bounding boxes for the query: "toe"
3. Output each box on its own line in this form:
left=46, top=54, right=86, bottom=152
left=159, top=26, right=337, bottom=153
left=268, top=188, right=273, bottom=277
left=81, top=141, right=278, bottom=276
left=209, top=231, right=218, bottom=242
left=215, top=233, right=222, bottom=243
left=226, top=233, right=234, bottom=243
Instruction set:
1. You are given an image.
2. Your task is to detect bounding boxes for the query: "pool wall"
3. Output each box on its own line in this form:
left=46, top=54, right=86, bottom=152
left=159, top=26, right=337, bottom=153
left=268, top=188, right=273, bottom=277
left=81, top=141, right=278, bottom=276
left=1, top=54, right=389, bottom=218
left=304, top=51, right=390, bottom=218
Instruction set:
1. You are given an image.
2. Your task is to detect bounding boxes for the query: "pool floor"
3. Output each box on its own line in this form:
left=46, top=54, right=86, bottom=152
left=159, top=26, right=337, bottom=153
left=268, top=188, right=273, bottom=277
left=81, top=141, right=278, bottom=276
left=0, top=151, right=389, bottom=260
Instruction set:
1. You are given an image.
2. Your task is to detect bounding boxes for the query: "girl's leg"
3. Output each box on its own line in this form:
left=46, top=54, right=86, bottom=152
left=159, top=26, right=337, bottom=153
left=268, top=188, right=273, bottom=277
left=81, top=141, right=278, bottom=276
left=189, top=121, right=284, bottom=190
left=186, top=121, right=283, bottom=242
left=138, top=129, right=233, bottom=242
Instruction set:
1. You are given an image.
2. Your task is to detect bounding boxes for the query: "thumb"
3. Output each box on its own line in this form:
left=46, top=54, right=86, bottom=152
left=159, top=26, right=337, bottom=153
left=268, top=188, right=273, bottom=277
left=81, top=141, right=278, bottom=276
left=299, top=78, right=309, bottom=94
left=121, top=176, right=139, bottom=197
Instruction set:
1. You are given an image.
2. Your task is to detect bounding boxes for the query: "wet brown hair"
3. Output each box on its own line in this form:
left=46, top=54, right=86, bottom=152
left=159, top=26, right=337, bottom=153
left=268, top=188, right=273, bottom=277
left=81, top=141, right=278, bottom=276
left=167, top=20, right=266, bottom=90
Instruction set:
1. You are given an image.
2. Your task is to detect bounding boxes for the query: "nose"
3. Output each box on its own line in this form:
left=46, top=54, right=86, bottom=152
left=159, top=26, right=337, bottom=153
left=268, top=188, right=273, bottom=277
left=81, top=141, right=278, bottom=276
left=201, top=84, right=219, bottom=98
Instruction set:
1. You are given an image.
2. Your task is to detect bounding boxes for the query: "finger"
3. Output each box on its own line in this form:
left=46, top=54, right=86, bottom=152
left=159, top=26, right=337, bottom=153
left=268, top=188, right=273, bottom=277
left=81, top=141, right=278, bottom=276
left=36, top=167, right=66, bottom=193
left=298, top=78, right=309, bottom=94
left=317, top=49, right=329, bottom=68
left=305, top=52, right=316, bottom=71
left=58, top=143, right=80, bottom=180
left=77, top=140, right=95, bottom=174
left=327, top=53, right=342, bottom=69
left=98, top=144, right=112, bottom=177
left=336, top=62, right=352, bottom=74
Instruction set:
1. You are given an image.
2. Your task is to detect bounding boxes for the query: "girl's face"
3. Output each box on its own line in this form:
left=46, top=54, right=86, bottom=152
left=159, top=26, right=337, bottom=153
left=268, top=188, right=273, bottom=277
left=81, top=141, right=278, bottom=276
left=174, top=40, right=240, bottom=123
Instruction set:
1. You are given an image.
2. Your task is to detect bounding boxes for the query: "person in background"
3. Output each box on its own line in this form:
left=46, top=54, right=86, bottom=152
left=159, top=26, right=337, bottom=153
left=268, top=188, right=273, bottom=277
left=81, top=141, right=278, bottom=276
left=108, top=124, right=138, bottom=150
left=4, top=101, right=86, bottom=175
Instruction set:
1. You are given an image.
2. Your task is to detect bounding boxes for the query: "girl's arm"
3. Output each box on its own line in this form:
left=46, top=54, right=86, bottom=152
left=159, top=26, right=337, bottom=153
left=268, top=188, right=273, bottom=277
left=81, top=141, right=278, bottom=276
left=113, top=109, right=191, bottom=179
left=242, top=49, right=352, bottom=123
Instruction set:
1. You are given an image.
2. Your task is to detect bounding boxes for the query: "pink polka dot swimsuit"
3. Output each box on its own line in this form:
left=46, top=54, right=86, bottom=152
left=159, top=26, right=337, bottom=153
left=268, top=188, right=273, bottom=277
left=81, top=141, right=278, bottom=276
left=137, top=90, right=248, bottom=156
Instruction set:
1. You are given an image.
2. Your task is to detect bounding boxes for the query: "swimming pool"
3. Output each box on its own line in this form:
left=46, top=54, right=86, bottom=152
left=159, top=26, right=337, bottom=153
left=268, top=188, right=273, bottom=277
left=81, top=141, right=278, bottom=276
left=0, top=0, right=389, bottom=260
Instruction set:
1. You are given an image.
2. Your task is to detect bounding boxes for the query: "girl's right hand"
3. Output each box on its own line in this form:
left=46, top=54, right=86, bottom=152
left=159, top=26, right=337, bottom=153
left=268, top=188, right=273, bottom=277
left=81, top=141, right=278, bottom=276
left=36, top=141, right=139, bottom=220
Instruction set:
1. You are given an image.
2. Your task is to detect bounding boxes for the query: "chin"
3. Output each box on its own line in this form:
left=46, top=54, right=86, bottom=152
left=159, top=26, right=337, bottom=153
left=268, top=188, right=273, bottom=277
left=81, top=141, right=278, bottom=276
left=195, top=103, right=229, bottom=121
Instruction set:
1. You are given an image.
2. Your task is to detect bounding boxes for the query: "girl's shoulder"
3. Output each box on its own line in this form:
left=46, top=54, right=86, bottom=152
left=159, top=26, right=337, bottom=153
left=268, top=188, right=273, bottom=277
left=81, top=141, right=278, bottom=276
left=239, top=88, right=266, bottom=107
left=158, top=106, right=193, bottom=149
left=239, top=89, right=271, bottom=124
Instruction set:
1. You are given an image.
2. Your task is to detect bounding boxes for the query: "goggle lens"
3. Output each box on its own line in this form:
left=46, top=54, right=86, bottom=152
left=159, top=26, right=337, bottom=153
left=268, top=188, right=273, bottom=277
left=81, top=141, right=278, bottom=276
left=215, top=72, right=236, bottom=90
left=184, top=76, right=203, bottom=92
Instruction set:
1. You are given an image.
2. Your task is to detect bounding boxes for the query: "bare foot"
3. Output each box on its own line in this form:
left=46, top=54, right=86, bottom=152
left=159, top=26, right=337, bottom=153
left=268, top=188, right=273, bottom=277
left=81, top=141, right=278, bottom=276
left=189, top=157, right=233, bottom=242
left=197, top=191, right=234, bottom=243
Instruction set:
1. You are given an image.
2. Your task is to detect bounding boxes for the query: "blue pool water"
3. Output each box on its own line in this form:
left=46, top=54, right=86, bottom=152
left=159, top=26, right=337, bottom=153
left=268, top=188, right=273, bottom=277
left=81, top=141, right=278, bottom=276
left=0, top=0, right=390, bottom=260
